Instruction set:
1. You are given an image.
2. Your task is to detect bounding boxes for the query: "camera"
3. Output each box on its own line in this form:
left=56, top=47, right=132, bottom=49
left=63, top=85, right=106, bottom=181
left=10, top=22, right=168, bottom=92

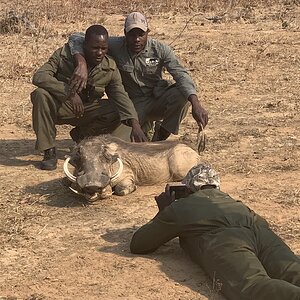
left=168, top=183, right=190, bottom=199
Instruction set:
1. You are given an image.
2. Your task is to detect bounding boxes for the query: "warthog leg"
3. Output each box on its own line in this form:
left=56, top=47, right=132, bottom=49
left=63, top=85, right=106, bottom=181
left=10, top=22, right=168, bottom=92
left=114, top=178, right=136, bottom=196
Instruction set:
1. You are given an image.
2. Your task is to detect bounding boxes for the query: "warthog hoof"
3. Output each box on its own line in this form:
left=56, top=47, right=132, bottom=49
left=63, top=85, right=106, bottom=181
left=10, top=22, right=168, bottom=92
left=114, top=184, right=137, bottom=196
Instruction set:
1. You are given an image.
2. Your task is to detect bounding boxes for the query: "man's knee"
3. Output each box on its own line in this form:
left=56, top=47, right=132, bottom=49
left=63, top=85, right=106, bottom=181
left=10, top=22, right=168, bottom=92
left=165, top=86, right=188, bottom=107
left=31, top=88, right=52, bottom=105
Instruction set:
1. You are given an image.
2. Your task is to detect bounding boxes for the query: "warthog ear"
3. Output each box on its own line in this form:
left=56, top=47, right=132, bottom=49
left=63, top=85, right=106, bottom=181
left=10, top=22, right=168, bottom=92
left=103, top=142, right=119, bottom=162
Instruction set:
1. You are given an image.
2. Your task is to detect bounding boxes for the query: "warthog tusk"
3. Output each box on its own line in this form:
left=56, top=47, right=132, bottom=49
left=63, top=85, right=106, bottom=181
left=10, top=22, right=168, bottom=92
left=63, top=157, right=77, bottom=183
left=69, top=186, right=83, bottom=195
left=110, top=158, right=123, bottom=183
left=64, top=156, right=122, bottom=184
left=69, top=186, right=99, bottom=202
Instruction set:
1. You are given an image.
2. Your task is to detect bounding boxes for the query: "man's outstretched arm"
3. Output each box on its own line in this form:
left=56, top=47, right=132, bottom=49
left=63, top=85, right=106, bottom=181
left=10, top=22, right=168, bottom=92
left=130, top=188, right=179, bottom=254
left=130, top=206, right=179, bottom=254
left=162, top=43, right=209, bottom=129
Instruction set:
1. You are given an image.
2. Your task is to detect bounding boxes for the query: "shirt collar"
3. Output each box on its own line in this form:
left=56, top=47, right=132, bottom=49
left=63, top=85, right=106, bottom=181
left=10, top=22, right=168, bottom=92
left=88, top=55, right=110, bottom=72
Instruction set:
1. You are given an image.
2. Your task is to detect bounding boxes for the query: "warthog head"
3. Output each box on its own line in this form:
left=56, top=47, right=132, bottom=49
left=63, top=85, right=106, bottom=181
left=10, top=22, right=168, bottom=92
left=64, top=138, right=123, bottom=201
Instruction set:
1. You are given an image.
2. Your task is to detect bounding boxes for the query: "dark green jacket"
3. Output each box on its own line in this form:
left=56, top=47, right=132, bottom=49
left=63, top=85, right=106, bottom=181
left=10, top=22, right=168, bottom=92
left=130, top=189, right=269, bottom=254
left=32, top=44, right=138, bottom=121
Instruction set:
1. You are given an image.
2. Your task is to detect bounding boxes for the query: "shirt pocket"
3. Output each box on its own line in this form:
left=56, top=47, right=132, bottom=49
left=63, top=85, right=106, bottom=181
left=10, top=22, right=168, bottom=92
left=142, top=65, right=160, bottom=75
left=142, top=57, right=161, bottom=75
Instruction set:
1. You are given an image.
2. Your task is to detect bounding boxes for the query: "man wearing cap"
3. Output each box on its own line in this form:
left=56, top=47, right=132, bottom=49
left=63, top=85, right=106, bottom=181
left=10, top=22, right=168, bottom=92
left=130, top=163, right=300, bottom=300
left=31, top=24, right=146, bottom=170
left=68, top=12, right=208, bottom=141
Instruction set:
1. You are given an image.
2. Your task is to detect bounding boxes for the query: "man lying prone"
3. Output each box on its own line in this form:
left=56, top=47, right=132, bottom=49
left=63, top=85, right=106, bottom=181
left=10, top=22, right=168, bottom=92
left=130, top=163, right=300, bottom=300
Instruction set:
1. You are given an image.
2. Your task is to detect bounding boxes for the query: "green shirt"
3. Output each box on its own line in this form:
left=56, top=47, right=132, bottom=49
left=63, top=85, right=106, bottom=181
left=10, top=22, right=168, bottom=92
left=32, top=44, right=138, bottom=121
left=130, top=189, right=269, bottom=254
left=69, top=34, right=197, bottom=99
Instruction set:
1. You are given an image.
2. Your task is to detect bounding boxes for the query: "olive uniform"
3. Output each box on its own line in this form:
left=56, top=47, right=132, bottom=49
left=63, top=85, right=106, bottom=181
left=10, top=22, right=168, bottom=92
left=69, top=34, right=197, bottom=135
left=31, top=44, right=138, bottom=151
left=130, top=189, right=300, bottom=300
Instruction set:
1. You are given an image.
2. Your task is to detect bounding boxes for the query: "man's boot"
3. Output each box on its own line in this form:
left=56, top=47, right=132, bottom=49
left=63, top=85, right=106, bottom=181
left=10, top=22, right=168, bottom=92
left=41, top=147, right=57, bottom=170
left=151, top=121, right=171, bottom=142
left=70, top=127, right=84, bottom=143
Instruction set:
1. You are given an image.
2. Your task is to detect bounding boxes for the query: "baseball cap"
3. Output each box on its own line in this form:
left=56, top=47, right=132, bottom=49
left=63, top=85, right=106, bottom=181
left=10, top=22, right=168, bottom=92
left=182, top=163, right=220, bottom=191
left=124, top=12, right=148, bottom=33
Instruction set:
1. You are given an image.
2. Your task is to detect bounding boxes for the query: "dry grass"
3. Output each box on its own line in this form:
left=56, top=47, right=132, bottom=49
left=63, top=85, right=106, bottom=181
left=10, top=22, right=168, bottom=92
left=0, top=0, right=298, bottom=83
left=1, top=0, right=299, bottom=31
left=0, top=0, right=299, bottom=299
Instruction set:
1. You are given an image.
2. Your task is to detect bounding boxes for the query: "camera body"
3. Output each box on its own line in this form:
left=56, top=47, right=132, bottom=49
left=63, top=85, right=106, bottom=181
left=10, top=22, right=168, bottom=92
left=168, top=183, right=190, bottom=199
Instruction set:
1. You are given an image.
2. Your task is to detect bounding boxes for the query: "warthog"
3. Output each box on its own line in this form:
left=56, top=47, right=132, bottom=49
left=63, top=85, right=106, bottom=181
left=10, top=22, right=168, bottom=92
left=64, top=134, right=203, bottom=201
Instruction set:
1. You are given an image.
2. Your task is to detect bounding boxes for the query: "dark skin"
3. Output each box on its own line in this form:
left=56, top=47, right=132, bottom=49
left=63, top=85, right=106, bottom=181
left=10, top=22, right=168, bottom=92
left=69, top=33, right=147, bottom=142
left=155, top=184, right=176, bottom=212
left=68, top=33, right=109, bottom=118
left=125, top=118, right=148, bottom=142
left=70, top=56, right=88, bottom=94
left=125, top=28, right=148, bottom=54
left=70, top=28, right=149, bottom=93
left=125, top=28, right=208, bottom=130
left=70, top=27, right=209, bottom=131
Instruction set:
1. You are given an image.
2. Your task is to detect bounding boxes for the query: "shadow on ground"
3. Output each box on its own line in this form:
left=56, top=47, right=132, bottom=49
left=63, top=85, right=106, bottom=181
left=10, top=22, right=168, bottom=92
left=0, top=139, right=74, bottom=168
left=99, top=228, right=224, bottom=300
left=23, top=177, right=90, bottom=207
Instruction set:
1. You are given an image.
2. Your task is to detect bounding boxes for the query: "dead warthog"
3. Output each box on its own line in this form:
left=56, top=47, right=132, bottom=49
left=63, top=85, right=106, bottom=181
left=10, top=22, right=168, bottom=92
left=64, top=134, right=203, bottom=201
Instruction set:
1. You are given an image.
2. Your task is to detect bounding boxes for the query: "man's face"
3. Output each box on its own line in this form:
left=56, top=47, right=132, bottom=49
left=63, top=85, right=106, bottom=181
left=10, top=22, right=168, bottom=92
left=84, top=34, right=108, bottom=67
left=125, top=28, right=148, bottom=54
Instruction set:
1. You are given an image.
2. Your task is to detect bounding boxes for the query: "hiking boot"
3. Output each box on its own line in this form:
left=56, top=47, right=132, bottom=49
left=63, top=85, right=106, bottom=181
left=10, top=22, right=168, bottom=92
left=41, top=147, right=57, bottom=170
left=70, top=127, right=84, bottom=143
left=151, top=121, right=171, bottom=142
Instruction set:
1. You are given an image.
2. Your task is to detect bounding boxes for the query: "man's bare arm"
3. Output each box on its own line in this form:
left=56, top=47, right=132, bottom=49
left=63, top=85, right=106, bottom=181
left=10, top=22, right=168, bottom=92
left=188, top=94, right=209, bottom=129
left=69, top=53, right=88, bottom=94
left=68, top=33, right=87, bottom=94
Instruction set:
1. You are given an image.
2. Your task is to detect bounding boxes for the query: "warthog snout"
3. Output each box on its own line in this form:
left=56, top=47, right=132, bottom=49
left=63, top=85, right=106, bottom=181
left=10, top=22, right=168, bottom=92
left=77, top=172, right=111, bottom=193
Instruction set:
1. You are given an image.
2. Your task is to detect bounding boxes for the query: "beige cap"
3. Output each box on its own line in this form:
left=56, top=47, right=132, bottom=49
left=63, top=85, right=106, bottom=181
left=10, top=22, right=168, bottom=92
left=124, top=12, right=148, bottom=33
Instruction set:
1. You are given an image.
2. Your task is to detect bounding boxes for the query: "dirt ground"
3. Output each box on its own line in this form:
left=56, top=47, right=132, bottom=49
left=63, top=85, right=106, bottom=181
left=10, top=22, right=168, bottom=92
left=0, top=1, right=299, bottom=299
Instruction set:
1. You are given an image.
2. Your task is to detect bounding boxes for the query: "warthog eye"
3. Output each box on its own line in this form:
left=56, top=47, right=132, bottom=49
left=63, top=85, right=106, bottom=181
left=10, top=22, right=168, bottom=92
left=70, top=156, right=81, bottom=168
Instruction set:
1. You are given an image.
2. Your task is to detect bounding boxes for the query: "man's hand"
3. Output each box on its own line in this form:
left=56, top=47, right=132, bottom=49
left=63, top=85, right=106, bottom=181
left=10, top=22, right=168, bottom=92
left=155, top=184, right=176, bottom=211
left=188, top=94, right=208, bottom=130
left=69, top=53, right=88, bottom=95
left=69, top=92, right=84, bottom=118
left=127, top=119, right=148, bottom=142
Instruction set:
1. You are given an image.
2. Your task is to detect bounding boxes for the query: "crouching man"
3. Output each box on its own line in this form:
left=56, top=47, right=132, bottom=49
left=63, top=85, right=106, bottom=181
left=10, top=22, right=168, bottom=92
left=31, top=24, right=147, bottom=170
left=130, top=164, right=300, bottom=300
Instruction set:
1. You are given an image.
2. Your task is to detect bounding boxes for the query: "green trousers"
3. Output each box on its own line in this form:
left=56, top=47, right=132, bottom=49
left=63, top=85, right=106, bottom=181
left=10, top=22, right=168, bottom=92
left=183, top=226, right=300, bottom=300
left=31, top=88, right=131, bottom=151
left=132, top=85, right=190, bottom=136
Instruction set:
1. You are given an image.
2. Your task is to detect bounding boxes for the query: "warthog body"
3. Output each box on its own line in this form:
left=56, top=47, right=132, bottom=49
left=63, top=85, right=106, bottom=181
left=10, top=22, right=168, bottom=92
left=65, top=134, right=202, bottom=200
